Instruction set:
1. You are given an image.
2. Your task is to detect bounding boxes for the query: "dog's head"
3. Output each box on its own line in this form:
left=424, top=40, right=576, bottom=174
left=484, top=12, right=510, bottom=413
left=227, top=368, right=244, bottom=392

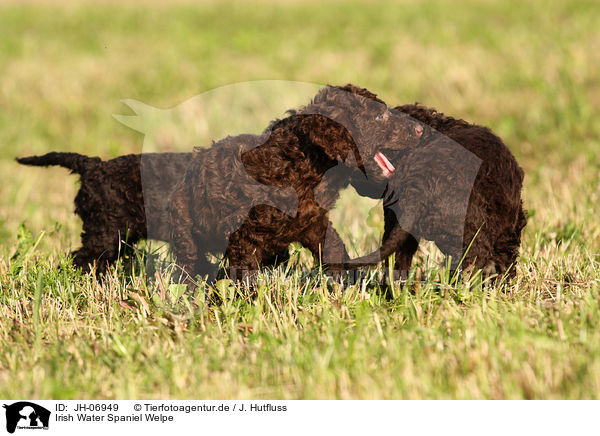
left=304, top=84, right=425, bottom=188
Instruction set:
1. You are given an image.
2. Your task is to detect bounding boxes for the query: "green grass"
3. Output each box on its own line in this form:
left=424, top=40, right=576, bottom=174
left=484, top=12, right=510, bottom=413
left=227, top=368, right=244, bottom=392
left=1, top=0, right=599, bottom=399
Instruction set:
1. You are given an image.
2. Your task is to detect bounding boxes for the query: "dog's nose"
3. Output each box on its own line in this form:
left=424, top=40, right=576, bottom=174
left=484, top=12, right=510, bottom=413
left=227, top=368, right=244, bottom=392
left=415, top=124, right=423, bottom=137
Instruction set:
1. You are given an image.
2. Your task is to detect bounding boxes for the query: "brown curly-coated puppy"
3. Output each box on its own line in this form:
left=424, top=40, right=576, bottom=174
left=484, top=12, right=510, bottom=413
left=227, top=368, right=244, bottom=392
left=16, top=152, right=191, bottom=273
left=339, top=104, right=527, bottom=279
left=16, top=151, right=292, bottom=274
left=168, top=84, right=425, bottom=279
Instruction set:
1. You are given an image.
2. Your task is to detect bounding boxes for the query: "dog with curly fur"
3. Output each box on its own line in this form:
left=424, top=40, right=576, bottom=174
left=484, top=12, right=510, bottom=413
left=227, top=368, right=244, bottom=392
left=167, top=84, right=425, bottom=279
left=337, top=104, right=527, bottom=279
left=17, top=84, right=426, bottom=279
left=16, top=152, right=191, bottom=273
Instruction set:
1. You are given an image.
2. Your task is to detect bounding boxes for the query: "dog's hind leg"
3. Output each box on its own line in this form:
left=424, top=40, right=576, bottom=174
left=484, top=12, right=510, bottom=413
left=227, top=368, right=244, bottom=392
left=71, top=242, right=118, bottom=275
left=490, top=204, right=527, bottom=279
left=72, top=229, right=139, bottom=274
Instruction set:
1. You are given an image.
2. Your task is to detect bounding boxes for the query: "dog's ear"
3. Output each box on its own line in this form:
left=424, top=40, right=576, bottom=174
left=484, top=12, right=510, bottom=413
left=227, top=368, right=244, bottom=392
left=298, top=114, right=366, bottom=175
left=298, top=114, right=353, bottom=161
left=305, top=87, right=362, bottom=148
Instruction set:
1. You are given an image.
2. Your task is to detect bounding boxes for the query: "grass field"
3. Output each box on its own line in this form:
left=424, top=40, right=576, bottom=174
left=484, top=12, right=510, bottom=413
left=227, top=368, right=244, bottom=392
left=1, top=0, right=599, bottom=399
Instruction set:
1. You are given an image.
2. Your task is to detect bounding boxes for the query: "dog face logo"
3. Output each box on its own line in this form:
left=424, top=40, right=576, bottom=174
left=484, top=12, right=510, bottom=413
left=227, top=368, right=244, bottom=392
left=2, top=402, right=50, bottom=434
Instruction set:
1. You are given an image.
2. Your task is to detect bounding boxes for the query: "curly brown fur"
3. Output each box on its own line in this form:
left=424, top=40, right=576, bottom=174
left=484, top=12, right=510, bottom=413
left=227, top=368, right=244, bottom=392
left=17, top=152, right=191, bottom=273
left=168, top=84, right=425, bottom=280
left=18, top=84, right=425, bottom=279
left=341, top=104, right=527, bottom=279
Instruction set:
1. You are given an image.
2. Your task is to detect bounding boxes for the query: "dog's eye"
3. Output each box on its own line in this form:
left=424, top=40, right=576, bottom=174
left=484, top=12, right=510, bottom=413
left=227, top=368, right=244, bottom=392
left=376, top=112, right=388, bottom=121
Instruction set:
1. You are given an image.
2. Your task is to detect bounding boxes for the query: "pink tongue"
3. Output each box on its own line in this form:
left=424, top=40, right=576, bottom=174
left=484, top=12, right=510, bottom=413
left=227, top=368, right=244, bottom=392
left=374, top=151, right=395, bottom=178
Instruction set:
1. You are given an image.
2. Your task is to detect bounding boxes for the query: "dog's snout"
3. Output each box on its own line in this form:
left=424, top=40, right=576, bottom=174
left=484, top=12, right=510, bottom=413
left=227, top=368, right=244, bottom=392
left=415, top=124, right=423, bottom=137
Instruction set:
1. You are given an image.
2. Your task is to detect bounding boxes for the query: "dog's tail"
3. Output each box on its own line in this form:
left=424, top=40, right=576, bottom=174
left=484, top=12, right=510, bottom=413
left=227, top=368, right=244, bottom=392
left=16, top=152, right=100, bottom=174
